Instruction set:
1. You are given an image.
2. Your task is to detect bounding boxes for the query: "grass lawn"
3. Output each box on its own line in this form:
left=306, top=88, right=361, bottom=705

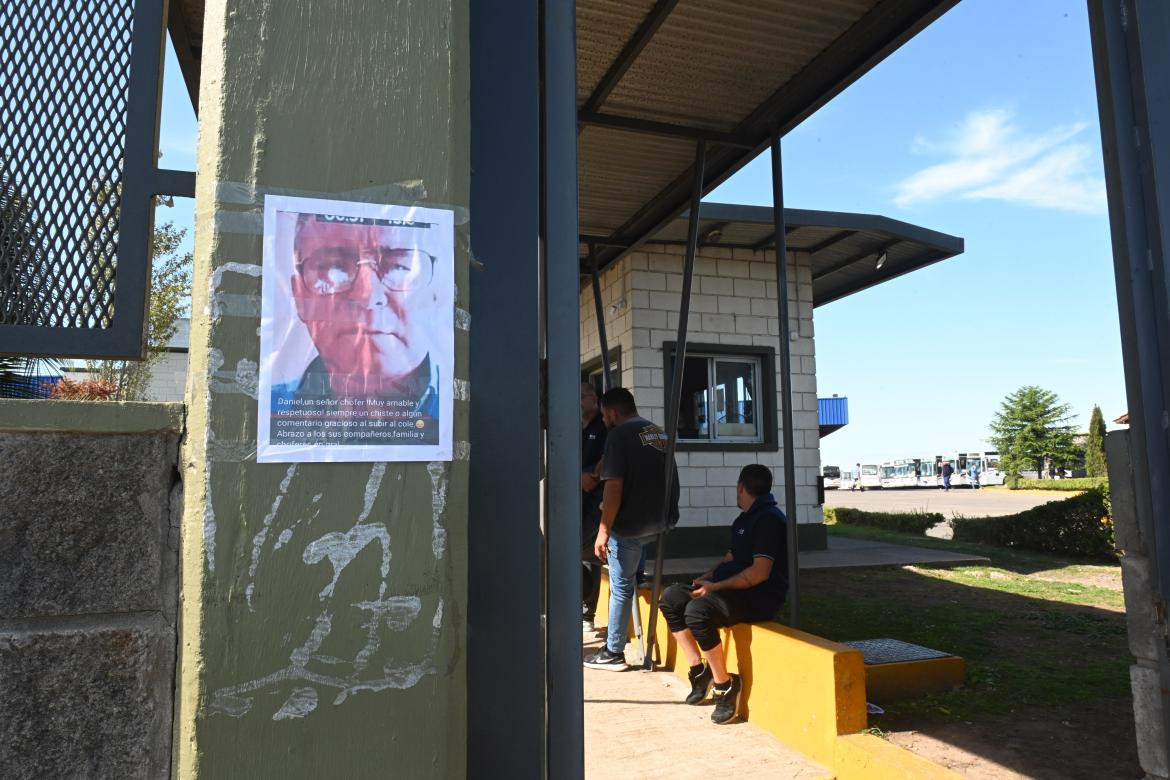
left=778, top=523, right=1136, bottom=779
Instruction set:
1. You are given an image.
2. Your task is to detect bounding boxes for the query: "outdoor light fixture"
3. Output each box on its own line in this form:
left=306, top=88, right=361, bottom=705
left=702, top=227, right=723, bottom=244
left=874, top=250, right=887, bottom=269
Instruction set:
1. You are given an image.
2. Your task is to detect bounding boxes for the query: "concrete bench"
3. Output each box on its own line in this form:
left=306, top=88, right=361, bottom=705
left=597, top=574, right=961, bottom=779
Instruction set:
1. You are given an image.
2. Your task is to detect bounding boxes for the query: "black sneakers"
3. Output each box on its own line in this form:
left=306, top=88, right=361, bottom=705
left=710, top=674, right=742, bottom=724
left=583, top=648, right=627, bottom=671
left=685, top=662, right=713, bottom=705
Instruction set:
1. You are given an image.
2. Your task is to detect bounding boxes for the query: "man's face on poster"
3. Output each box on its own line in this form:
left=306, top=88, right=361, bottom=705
left=291, top=217, right=439, bottom=395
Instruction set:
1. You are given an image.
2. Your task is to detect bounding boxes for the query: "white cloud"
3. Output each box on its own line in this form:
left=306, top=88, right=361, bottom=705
left=894, top=109, right=1106, bottom=214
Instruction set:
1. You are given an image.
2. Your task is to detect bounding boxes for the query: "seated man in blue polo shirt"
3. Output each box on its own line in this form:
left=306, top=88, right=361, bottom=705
left=658, top=464, right=788, bottom=724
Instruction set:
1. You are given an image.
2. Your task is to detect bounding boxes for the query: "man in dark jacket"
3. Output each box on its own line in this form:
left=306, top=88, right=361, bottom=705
left=941, top=460, right=954, bottom=491
left=658, top=464, right=787, bottom=724
left=580, top=382, right=607, bottom=631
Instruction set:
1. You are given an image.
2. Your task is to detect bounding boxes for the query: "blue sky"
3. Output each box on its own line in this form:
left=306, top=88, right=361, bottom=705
left=711, top=0, right=1125, bottom=467
left=157, top=0, right=1127, bottom=468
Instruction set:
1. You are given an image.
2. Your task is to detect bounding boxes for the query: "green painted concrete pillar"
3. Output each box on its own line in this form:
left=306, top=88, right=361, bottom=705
left=178, top=2, right=469, bottom=776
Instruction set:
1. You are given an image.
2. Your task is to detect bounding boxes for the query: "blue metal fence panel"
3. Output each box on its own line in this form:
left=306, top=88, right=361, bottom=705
left=0, top=374, right=58, bottom=398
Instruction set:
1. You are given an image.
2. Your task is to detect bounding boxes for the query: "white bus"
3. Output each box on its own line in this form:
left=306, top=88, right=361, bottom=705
left=857, top=453, right=1004, bottom=489
left=948, top=452, right=1005, bottom=487
left=879, top=458, right=937, bottom=489
left=858, top=463, right=881, bottom=489
left=822, top=465, right=842, bottom=490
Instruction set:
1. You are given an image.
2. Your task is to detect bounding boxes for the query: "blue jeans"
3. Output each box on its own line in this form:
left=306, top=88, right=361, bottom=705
left=606, top=534, right=645, bottom=654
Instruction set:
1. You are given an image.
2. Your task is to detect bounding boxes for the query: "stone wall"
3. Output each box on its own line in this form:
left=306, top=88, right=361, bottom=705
left=0, top=400, right=183, bottom=779
left=580, top=245, right=822, bottom=528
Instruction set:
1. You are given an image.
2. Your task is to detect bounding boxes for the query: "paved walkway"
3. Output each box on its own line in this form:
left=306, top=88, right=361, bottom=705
left=824, top=486, right=1061, bottom=517
left=583, top=635, right=830, bottom=780
left=650, top=534, right=988, bottom=578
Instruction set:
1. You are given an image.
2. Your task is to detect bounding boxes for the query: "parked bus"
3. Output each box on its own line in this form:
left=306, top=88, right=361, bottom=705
left=851, top=453, right=1004, bottom=489
left=859, top=463, right=881, bottom=489
left=915, top=457, right=939, bottom=487
left=926, top=452, right=1004, bottom=487
left=822, top=465, right=842, bottom=490
left=946, top=452, right=1005, bottom=487
left=879, top=458, right=936, bottom=488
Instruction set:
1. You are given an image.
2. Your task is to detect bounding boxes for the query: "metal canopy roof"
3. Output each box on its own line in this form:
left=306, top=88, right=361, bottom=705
left=576, top=0, right=959, bottom=273
left=593, top=201, right=964, bottom=306
left=168, top=0, right=962, bottom=291
left=168, top=0, right=204, bottom=112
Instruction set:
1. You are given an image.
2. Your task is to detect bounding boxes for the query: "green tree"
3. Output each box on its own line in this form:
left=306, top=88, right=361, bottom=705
left=85, top=222, right=192, bottom=400
left=989, top=386, right=1080, bottom=480
left=1084, top=404, right=1108, bottom=478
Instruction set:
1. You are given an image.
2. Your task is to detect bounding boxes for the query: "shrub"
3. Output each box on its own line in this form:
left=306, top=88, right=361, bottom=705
left=1011, top=477, right=1107, bottom=492
left=951, top=488, right=1115, bottom=561
left=826, top=506, right=944, bottom=535
left=50, top=377, right=118, bottom=401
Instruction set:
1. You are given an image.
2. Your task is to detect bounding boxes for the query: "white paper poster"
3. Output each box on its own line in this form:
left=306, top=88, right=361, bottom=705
left=258, top=195, right=454, bottom=463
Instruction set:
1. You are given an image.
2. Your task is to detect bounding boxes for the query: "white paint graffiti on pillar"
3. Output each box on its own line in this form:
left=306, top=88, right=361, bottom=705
left=208, top=462, right=443, bottom=721
left=427, top=461, right=448, bottom=560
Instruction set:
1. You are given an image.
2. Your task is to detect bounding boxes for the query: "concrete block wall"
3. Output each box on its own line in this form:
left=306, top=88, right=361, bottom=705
left=0, top=401, right=183, bottom=779
left=580, top=255, right=636, bottom=389
left=581, top=244, right=822, bottom=528
left=144, top=352, right=190, bottom=403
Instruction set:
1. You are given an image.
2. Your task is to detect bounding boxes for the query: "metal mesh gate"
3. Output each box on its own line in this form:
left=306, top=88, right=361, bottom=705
left=1, top=1, right=136, bottom=330
left=0, top=0, right=180, bottom=359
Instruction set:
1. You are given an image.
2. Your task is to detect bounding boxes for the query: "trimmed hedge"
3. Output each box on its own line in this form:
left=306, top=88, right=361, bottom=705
left=825, top=506, right=943, bottom=535
left=1010, top=477, right=1107, bottom=492
left=950, top=488, right=1115, bottom=561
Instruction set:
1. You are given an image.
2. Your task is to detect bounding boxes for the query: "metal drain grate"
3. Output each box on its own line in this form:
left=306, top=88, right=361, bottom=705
left=843, top=638, right=952, bottom=665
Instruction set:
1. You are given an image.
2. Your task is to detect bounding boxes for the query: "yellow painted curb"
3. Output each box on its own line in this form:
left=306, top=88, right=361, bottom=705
left=865, top=657, right=965, bottom=702
left=598, top=576, right=962, bottom=779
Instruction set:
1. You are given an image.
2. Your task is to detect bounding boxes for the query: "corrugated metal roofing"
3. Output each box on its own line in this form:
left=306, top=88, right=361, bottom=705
left=582, top=202, right=964, bottom=306
left=169, top=0, right=961, bottom=285
left=577, top=0, right=961, bottom=272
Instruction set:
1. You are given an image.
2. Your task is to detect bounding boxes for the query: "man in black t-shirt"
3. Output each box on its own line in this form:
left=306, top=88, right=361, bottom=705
left=580, top=383, right=608, bottom=631
left=658, top=464, right=788, bottom=724
left=583, top=388, right=679, bottom=671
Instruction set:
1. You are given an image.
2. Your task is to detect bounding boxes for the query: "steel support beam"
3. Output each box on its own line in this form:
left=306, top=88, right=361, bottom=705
left=590, top=250, right=615, bottom=391
left=543, top=1, right=583, bottom=777
left=154, top=168, right=196, bottom=198
left=578, top=112, right=756, bottom=149
left=750, top=225, right=799, bottom=253
left=805, top=229, right=856, bottom=256
left=644, top=139, right=706, bottom=670
left=579, top=0, right=681, bottom=116
left=769, top=131, right=800, bottom=628
left=1088, top=0, right=1170, bottom=769
left=468, top=0, right=545, bottom=775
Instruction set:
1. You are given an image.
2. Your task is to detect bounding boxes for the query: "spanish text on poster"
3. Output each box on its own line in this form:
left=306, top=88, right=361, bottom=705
left=257, top=195, right=454, bottom=462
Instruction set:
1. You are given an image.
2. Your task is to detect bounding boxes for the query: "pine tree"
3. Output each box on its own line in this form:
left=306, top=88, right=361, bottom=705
left=1085, top=405, right=1108, bottom=478
left=989, top=386, right=1080, bottom=480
